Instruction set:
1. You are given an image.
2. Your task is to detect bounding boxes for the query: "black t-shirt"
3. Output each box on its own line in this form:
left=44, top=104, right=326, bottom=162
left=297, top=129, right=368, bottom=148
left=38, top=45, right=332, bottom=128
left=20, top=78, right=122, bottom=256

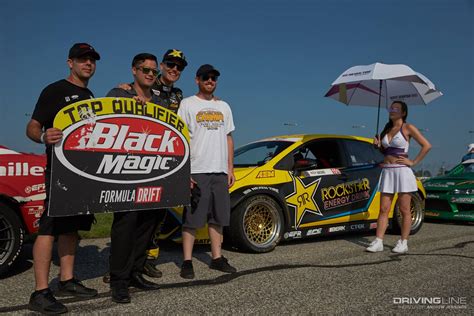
left=32, top=79, right=94, bottom=129
left=32, top=79, right=94, bottom=167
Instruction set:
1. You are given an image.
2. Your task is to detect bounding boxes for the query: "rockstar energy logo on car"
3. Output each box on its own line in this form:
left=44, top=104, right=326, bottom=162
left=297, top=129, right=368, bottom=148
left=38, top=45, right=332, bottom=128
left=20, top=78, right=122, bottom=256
left=285, top=173, right=322, bottom=228
left=321, top=178, right=371, bottom=210
left=196, top=109, right=224, bottom=130
left=53, top=97, right=190, bottom=184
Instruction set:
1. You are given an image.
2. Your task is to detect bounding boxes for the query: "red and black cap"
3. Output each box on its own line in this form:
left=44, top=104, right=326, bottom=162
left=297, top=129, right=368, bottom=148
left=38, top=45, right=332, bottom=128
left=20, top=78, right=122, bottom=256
left=68, top=43, right=101, bottom=60
left=196, top=64, right=220, bottom=77
left=162, top=49, right=187, bottom=67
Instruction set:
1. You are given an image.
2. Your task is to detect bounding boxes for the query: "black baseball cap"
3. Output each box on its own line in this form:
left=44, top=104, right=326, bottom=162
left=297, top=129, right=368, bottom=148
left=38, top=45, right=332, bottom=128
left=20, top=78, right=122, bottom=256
left=196, top=64, right=220, bottom=77
left=68, top=43, right=101, bottom=60
left=162, top=49, right=187, bottom=67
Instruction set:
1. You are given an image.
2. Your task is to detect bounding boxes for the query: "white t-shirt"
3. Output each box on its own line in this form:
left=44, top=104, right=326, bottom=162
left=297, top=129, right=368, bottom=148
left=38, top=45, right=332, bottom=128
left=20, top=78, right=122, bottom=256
left=178, top=95, right=235, bottom=174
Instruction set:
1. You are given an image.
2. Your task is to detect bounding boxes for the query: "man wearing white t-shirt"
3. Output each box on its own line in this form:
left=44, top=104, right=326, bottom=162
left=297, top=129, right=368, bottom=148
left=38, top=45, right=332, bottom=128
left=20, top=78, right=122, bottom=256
left=177, top=64, right=237, bottom=279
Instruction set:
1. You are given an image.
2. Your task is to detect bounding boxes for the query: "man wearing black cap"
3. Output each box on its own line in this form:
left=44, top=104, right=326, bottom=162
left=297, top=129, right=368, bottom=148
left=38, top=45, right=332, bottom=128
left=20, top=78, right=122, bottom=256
left=142, top=49, right=187, bottom=277
left=177, top=64, right=237, bottom=279
left=26, top=43, right=100, bottom=314
left=152, top=49, right=187, bottom=112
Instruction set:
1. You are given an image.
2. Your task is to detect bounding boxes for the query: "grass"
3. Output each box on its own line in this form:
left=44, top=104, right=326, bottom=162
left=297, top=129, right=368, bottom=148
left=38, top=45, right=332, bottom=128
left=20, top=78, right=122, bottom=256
left=79, top=213, right=113, bottom=239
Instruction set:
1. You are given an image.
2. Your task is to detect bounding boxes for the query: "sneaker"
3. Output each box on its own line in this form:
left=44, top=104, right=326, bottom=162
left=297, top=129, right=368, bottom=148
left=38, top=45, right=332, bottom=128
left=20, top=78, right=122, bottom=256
left=392, top=239, right=408, bottom=253
left=180, top=260, right=195, bottom=279
left=366, top=238, right=384, bottom=253
left=28, top=288, right=68, bottom=314
left=56, top=278, right=98, bottom=298
left=144, top=259, right=163, bottom=278
left=209, top=256, right=237, bottom=273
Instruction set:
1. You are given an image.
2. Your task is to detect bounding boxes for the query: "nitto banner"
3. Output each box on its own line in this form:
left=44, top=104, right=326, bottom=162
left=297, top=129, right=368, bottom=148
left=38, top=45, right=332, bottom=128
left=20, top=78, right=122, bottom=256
left=48, top=97, right=190, bottom=216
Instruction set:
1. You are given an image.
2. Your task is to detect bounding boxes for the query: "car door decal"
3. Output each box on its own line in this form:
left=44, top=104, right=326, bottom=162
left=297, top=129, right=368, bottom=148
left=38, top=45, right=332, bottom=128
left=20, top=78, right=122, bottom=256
left=285, top=172, right=322, bottom=228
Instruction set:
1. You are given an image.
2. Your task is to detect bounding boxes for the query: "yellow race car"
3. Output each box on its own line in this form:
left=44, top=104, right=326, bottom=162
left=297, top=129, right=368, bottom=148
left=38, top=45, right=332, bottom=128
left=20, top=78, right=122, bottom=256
left=162, top=134, right=426, bottom=253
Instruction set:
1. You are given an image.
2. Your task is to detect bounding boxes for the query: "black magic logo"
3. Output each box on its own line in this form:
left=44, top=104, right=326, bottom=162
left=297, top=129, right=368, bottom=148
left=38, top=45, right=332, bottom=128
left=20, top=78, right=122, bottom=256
left=55, top=115, right=189, bottom=184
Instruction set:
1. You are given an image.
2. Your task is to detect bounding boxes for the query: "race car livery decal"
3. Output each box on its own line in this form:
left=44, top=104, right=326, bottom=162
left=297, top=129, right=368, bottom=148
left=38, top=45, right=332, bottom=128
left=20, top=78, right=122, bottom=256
left=303, top=168, right=341, bottom=177
left=49, top=97, right=190, bottom=216
left=256, top=170, right=275, bottom=178
left=285, top=172, right=322, bottom=228
left=321, top=178, right=371, bottom=210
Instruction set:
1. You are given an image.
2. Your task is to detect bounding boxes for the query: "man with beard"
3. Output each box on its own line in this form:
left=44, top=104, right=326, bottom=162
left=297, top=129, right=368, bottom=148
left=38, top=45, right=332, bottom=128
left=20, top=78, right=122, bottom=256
left=26, top=43, right=100, bottom=314
left=106, top=53, right=162, bottom=304
left=177, top=64, right=237, bottom=279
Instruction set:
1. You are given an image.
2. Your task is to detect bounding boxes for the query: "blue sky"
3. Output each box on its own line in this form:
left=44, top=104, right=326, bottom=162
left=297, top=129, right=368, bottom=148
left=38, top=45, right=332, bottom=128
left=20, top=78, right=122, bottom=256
left=1, top=0, right=472, bottom=174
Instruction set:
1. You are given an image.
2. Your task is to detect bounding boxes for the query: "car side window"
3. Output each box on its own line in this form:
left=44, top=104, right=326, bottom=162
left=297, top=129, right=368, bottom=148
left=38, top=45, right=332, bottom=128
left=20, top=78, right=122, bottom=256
left=343, top=139, right=384, bottom=166
left=306, top=140, right=344, bottom=168
left=288, top=140, right=343, bottom=169
left=276, top=139, right=345, bottom=170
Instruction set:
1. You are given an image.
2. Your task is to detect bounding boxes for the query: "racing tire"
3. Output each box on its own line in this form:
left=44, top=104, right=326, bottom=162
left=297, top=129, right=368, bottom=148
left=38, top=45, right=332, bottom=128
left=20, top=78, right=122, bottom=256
left=229, top=195, right=284, bottom=253
left=391, top=192, right=424, bottom=235
left=0, top=201, right=24, bottom=275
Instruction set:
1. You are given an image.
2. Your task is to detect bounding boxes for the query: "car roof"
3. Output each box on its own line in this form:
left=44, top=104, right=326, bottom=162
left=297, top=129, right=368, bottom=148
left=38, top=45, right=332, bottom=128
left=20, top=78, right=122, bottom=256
left=258, top=134, right=373, bottom=144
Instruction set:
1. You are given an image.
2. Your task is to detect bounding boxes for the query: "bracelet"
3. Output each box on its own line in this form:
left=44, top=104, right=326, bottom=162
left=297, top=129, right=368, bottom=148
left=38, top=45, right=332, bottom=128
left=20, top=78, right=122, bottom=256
left=40, top=132, right=46, bottom=144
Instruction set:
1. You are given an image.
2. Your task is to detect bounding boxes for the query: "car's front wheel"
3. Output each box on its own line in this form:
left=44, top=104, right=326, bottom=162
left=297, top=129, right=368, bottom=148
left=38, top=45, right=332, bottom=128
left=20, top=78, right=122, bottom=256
left=228, top=195, right=284, bottom=253
left=0, top=201, right=24, bottom=275
left=391, top=192, right=424, bottom=234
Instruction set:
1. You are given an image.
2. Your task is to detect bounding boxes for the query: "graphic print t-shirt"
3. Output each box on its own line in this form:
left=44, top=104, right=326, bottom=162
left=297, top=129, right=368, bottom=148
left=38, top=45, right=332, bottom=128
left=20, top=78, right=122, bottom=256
left=178, top=95, right=235, bottom=174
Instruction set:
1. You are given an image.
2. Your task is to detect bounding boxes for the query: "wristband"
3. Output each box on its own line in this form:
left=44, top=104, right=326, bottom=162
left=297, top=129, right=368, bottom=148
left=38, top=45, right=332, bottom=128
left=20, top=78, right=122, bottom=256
left=40, top=132, right=46, bottom=144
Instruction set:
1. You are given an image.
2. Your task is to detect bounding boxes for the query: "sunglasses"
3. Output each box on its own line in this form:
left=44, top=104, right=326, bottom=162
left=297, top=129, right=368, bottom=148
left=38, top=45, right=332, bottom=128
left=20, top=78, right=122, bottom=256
left=138, top=67, right=159, bottom=76
left=165, top=61, right=185, bottom=71
left=200, top=74, right=218, bottom=82
left=388, top=107, right=401, bottom=113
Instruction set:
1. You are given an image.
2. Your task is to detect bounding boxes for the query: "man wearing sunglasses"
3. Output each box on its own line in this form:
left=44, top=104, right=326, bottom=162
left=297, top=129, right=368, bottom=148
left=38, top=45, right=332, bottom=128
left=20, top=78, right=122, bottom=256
left=153, top=49, right=187, bottom=112
left=26, top=43, right=100, bottom=314
left=142, top=49, right=187, bottom=278
left=177, top=64, right=237, bottom=279
left=102, top=49, right=188, bottom=282
left=105, top=53, right=162, bottom=304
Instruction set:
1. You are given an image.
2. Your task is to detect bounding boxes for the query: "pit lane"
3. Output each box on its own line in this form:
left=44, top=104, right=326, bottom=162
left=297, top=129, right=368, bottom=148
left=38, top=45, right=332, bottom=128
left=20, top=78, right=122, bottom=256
left=0, top=221, right=472, bottom=314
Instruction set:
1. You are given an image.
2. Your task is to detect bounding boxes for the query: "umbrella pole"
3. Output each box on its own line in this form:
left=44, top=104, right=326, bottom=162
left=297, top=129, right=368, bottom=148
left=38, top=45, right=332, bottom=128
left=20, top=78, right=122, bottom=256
left=376, top=80, right=382, bottom=136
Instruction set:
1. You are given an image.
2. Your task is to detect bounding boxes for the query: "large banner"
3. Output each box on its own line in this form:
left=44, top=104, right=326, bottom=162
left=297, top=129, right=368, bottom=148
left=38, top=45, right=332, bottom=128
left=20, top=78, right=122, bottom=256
left=48, top=97, right=190, bottom=216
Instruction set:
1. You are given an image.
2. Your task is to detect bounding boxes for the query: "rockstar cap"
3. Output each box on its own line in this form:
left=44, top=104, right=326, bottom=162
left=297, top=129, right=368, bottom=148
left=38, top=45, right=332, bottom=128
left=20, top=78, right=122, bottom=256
left=162, top=49, right=187, bottom=67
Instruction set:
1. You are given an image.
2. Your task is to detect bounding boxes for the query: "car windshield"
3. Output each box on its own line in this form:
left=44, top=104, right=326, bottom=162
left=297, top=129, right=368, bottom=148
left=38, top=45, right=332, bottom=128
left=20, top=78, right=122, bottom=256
left=461, top=162, right=474, bottom=174
left=234, top=140, right=295, bottom=167
left=448, top=162, right=474, bottom=175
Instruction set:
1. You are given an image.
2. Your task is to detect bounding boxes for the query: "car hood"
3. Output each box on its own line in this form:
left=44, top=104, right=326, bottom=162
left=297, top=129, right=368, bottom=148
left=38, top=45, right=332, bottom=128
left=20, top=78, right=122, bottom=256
left=424, top=174, right=474, bottom=191
left=234, top=167, right=257, bottom=181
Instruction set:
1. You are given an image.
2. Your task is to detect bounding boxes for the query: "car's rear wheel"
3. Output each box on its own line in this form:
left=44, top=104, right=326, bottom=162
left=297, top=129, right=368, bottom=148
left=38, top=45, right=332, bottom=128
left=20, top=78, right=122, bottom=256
left=229, top=195, right=284, bottom=253
left=392, top=192, right=424, bottom=234
left=0, top=201, right=24, bottom=275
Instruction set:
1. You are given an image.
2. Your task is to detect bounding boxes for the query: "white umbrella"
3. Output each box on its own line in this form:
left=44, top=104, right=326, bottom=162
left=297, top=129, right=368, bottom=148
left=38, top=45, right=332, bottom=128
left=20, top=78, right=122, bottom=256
left=324, top=62, right=442, bottom=134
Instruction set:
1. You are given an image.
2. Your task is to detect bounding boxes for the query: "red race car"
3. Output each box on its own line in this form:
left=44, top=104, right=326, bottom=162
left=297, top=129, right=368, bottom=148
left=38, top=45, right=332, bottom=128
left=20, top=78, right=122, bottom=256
left=0, top=145, right=46, bottom=274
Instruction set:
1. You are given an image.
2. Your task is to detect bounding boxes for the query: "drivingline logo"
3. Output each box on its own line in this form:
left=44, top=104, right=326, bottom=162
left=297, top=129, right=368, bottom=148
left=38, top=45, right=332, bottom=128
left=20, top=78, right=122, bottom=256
left=55, top=114, right=189, bottom=184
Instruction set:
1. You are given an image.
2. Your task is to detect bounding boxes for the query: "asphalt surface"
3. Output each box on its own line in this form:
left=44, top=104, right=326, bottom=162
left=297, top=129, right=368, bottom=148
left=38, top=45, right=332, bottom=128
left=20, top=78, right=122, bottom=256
left=0, top=221, right=473, bottom=315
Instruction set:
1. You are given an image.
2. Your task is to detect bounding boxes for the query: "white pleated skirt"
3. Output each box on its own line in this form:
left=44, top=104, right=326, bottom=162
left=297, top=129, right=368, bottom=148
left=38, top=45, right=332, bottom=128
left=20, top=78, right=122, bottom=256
left=378, top=164, right=418, bottom=194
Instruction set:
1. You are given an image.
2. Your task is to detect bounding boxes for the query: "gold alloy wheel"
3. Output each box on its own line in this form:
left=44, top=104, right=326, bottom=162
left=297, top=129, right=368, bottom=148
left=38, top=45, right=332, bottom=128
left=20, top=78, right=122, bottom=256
left=395, top=193, right=424, bottom=231
left=243, top=198, right=282, bottom=248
